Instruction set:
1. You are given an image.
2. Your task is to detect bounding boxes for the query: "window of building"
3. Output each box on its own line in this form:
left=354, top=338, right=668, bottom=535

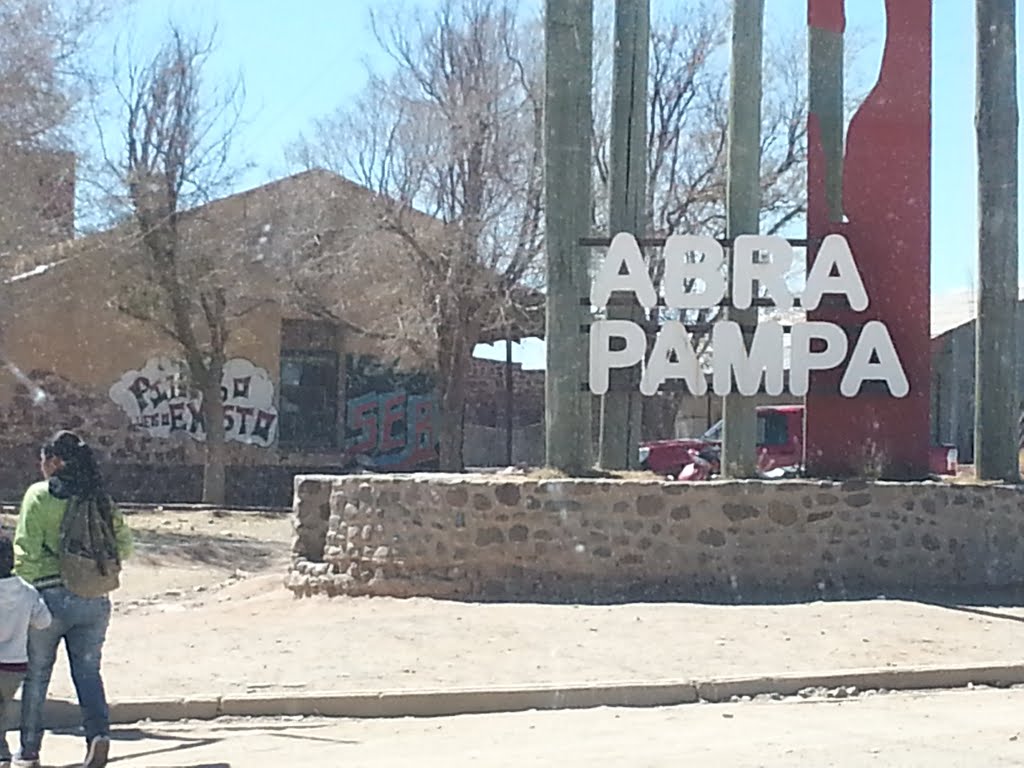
left=279, top=320, right=339, bottom=449
left=757, top=412, right=789, bottom=446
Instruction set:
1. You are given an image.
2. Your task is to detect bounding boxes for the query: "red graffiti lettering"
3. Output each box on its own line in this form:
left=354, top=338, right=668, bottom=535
left=348, top=398, right=379, bottom=456
left=379, top=393, right=406, bottom=454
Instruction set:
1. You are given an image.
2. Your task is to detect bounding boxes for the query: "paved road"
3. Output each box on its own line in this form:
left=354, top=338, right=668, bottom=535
left=28, top=687, right=1024, bottom=767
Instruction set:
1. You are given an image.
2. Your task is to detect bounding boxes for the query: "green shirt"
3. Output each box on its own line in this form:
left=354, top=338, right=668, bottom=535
left=13, top=481, right=133, bottom=586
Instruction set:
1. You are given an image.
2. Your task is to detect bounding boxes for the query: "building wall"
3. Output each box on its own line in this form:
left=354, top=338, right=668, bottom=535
left=464, top=358, right=544, bottom=429
left=289, top=475, right=1024, bottom=602
left=931, top=307, right=1024, bottom=464
left=463, top=423, right=545, bottom=467
left=930, top=326, right=974, bottom=462
left=0, top=251, right=296, bottom=504
left=339, top=352, right=439, bottom=472
left=0, top=248, right=441, bottom=505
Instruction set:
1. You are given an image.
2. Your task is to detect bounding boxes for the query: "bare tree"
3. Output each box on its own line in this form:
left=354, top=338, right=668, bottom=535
left=0, top=0, right=119, bottom=147
left=291, top=0, right=544, bottom=471
left=0, top=0, right=121, bottom=258
left=106, top=26, right=246, bottom=504
left=248, top=169, right=438, bottom=366
left=292, top=1, right=860, bottom=455
left=593, top=5, right=809, bottom=243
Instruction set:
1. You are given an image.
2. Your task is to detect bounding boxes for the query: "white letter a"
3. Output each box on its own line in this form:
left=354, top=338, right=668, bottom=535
left=590, top=233, right=657, bottom=310
left=803, top=234, right=869, bottom=311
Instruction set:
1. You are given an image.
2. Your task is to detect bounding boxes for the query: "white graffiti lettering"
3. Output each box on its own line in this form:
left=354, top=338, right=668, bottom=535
left=108, top=357, right=278, bottom=447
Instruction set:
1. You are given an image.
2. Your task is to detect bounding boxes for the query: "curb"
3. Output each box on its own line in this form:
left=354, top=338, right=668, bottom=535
left=692, top=663, right=1024, bottom=702
left=8, top=662, right=1024, bottom=728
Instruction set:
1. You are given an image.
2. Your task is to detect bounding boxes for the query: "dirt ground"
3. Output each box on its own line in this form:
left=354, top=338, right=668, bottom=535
left=2, top=508, right=1024, bottom=702
left=1, top=507, right=291, bottom=606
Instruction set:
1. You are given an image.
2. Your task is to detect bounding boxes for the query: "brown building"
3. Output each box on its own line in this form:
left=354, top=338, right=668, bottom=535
left=0, top=170, right=479, bottom=505
left=0, top=147, right=76, bottom=270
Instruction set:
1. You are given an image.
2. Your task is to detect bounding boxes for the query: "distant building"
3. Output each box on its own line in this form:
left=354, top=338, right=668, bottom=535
left=0, top=170, right=533, bottom=504
left=930, top=288, right=1024, bottom=464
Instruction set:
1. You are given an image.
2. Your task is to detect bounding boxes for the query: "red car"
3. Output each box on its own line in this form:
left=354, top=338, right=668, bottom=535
left=639, top=404, right=958, bottom=479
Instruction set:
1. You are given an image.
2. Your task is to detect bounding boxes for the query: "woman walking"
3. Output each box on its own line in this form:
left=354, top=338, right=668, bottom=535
left=12, top=431, right=132, bottom=768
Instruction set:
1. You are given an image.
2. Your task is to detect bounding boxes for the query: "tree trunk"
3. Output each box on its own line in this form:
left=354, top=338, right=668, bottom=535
left=200, top=365, right=227, bottom=505
left=641, top=394, right=680, bottom=441
left=436, top=357, right=469, bottom=472
left=436, top=321, right=475, bottom=472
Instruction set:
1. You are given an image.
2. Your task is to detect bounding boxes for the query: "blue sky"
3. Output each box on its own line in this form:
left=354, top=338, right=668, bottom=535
left=90, top=0, right=1021, bottom=368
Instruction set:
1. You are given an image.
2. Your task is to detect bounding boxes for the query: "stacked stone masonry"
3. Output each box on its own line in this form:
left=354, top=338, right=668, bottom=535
left=287, top=474, right=1024, bottom=602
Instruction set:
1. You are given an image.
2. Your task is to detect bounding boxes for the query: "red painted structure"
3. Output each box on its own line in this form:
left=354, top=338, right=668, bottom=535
left=805, top=0, right=932, bottom=477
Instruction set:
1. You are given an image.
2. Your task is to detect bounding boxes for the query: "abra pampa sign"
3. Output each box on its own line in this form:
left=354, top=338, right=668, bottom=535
left=588, top=233, right=909, bottom=398
left=109, top=357, right=279, bottom=446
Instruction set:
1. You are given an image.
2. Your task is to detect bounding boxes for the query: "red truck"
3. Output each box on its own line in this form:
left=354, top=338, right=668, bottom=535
left=639, top=404, right=958, bottom=479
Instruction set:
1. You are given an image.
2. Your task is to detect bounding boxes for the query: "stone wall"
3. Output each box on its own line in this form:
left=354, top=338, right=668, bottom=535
left=291, top=476, right=335, bottom=563
left=287, top=474, right=1024, bottom=603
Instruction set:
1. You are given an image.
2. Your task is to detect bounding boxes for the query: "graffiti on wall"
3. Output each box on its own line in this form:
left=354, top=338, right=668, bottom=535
left=108, top=357, right=278, bottom=447
left=344, top=355, right=438, bottom=470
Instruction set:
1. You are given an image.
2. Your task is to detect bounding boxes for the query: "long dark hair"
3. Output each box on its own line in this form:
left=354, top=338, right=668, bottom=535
left=0, top=535, right=13, bottom=578
left=42, top=431, right=110, bottom=509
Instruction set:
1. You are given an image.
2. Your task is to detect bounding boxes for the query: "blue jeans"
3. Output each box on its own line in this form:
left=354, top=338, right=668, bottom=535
left=0, top=670, right=25, bottom=760
left=19, top=587, right=111, bottom=757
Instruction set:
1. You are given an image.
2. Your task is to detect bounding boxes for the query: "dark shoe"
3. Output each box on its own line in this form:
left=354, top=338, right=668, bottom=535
left=82, top=736, right=110, bottom=768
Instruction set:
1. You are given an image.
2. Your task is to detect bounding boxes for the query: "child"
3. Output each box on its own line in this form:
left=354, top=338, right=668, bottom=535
left=0, top=535, right=51, bottom=768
